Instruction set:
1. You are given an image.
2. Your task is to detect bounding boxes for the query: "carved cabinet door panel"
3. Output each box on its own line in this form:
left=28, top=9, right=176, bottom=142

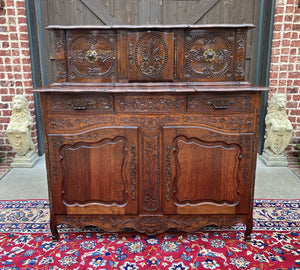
left=183, top=29, right=236, bottom=81
left=47, top=127, right=138, bottom=215
left=127, top=31, right=175, bottom=82
left=66, top=31, right=117, bottom=82
left=163, top=126, right=254, bottom=215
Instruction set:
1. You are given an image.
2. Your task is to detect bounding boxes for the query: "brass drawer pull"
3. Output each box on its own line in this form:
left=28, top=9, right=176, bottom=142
left=67, top=100, right=93, bottom=110
left=206, top=99, right=234, bottom=109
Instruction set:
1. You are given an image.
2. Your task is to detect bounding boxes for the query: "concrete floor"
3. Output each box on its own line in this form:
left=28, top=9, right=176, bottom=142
left=0, top=155, right=299, bottom=200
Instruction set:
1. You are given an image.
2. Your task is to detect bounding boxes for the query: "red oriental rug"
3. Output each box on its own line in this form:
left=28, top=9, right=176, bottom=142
left=0, top=199, right=299, bottom=269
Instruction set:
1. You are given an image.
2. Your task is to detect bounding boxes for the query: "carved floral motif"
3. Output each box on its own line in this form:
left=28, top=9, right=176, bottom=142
left=48, top=116, right=115, bottom=131
left=166, top=146, right=172, bottom=202
left=116, top=96, right=185, bottom=112
left=135, top=33, right=168, bottom=78
left=184, top=115, right=253, bottom=131
left=142, top=135, right=160, bottom=211
left=55, top=31, right=65, bottom=53
left=234, top=31, right=247, bottom=80
left=56, top=214, right=250, bottom=236
left=130, top=144, right=136, bottom=200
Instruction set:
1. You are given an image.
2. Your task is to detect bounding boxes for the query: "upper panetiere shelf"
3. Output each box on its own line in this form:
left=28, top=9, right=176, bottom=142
left=49, top=24, right=254, bottom=83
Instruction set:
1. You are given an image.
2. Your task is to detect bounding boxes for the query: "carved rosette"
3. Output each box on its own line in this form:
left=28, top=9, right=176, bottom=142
left=67, top=31, right=116, bottom=81
left=135, top=33, right=168, bottom=79
left=234, top=30, right=247, bottom=80
left=184, top=31, right=234, bottom=81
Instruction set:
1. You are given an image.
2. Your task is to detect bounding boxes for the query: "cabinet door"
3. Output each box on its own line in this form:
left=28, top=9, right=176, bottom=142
left=66, top=30, right=117, bottom=82
left=163, top=127, right=253, bottom=215
left=47, top=127, right=138, bottom=215
left=183, top=29, right=236, bottom=81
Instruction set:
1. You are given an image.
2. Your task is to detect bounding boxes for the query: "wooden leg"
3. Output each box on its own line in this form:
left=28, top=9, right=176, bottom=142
left=245, top=217, right=253, bottom=241
left=50, top=216, right=59, bottom=242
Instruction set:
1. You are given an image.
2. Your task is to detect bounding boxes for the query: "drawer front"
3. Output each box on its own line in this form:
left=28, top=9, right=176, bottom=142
left=115, top=94, right=185, bottom=113
left=66, top=31, right=117, bottom=82
left=127, top=31, right=175, bottom=82
left=46, top=93, right=113, bottom=113
left=187, top=93, right=255, bottom=113
left=184, top=30, right=236, bottom=81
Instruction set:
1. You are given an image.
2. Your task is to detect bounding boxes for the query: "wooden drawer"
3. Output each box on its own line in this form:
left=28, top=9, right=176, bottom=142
left=115, top=94, right=186, bottom=113
left=46, top=93, right=113, bottom=113
left=187, top=93, right=255, bottom=113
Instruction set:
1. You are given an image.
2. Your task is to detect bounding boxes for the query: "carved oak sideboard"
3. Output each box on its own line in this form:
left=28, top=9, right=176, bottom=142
left=33, top=25, right=268, bottom=241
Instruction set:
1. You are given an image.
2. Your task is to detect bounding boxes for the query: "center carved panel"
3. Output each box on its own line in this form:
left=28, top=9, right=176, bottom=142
left=135, top=33, right=168, bottom=78
left=115, top=95, right=185, bottom=112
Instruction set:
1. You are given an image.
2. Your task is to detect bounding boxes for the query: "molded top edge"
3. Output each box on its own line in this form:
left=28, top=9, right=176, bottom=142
left=46, top=24, right=255, bottom=30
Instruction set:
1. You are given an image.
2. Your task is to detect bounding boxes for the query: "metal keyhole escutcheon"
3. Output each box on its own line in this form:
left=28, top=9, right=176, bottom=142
left=203, top=49, right=216, bottom=62
left=85, top=50, right=98, bottom=63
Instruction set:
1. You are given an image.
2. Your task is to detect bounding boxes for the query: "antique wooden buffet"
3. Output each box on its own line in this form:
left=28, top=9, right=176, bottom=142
left=33, top=24, right=268, bottom=241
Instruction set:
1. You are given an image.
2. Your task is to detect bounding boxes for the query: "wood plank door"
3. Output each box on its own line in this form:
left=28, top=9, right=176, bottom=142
left=38, top=0, right=261, bottom=85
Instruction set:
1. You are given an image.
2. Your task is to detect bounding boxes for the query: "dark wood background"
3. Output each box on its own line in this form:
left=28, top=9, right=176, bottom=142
left=38, top=0, right=261, bottom=85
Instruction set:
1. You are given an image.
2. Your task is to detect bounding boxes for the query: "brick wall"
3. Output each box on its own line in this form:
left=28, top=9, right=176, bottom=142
left=0, top=0, right=36, bottom=161
left=269, top=0, right=300, bottom=174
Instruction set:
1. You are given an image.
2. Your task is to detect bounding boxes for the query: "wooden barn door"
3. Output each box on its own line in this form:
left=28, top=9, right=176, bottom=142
left=38, top=0, right=261, bottom=85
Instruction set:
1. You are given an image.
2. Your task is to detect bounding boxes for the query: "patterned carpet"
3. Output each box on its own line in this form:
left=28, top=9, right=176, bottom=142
left=0, top=199, right=299, bottom=269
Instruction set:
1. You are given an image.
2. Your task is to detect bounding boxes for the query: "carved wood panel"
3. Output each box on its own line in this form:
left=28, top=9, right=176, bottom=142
left=184, top=30, right=235, bottom=81
left=47, top=127, right=138, bottom=215
left=66, top=31, right=117, bottom=82
left=62, top=138, right=128, bottom=205
left=141, top=134, right=160, bottom=212
left=47, top=112, right=253, bottom=134
left=173, top=136, right=241, bottom=205
left=54, top=30, right=67, bottom=82
left=162, top=126, right=254, bottom=215
left=234, top=29, right=248, bottom=81
left=127, top=31, right=174, bottom=81
left=50, top=26, right=253, bottom=83
left=115, top=95, right=185, bottom=113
